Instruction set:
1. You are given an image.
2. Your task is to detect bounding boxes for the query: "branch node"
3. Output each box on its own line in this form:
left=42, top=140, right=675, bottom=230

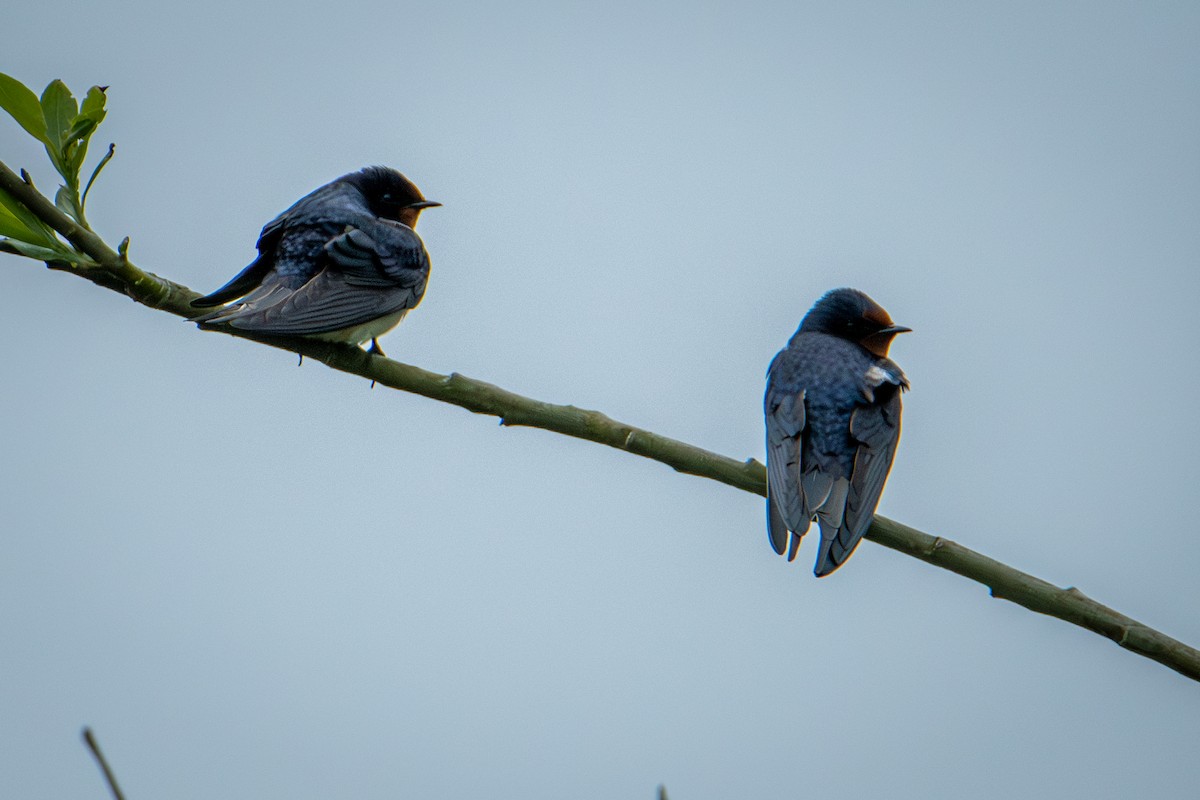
left=1064, top=586, right=1089, bottom=601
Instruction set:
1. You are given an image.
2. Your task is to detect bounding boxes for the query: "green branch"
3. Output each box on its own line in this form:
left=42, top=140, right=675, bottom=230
left=0, top=160, right=191, bottom=306
left=3, top=156, right=1198, bottom=684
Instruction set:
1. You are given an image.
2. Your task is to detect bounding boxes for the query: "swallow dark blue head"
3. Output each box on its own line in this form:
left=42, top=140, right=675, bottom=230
left=797, top=287, right=912, bottom=357
left=344, top=165, right=442, bottom=229
left=189, top=166, right=440, bottom=355
left=765, top=288, right=911, bottom=576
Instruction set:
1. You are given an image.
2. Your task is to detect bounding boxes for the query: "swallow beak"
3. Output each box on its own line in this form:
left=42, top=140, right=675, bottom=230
left=879, top=325, right=912, bottom=335
left=407, top=200, right=442, bottom=210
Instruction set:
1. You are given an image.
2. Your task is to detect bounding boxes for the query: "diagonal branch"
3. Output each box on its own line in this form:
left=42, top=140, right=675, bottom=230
left=82, top=727, right=127, bottom=800
left=3, top=157, right=1198, bottom=684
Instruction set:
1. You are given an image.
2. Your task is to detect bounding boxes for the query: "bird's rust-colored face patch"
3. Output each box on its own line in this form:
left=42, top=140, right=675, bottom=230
left=796, top=287, right=909, bottom=358
left=397, top=207, right=424, bottom=229
left=860, top=331, right=897, bottom=358
left=859, top=302, right=899, bottom=357
left=861, top=302, right=895, bottom=330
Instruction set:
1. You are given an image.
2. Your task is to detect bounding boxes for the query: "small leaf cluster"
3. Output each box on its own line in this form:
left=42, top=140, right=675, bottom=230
left=0, top=72, right=114, bottom=263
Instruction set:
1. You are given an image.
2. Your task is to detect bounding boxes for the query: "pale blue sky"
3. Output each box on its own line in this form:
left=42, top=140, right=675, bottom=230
left=3, top=3, right=1199, bottom=798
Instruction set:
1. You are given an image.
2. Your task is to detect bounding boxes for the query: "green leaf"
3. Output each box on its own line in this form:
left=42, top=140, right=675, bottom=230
left=0, top=238, right=82, bottom=264
left=0, top=72, right=49, bottom=143
left=0, top=202, right=43, bottom=241
left=67, top=138, right=88, bottom=176
left=0, top=186, right=63, bottom=247
left=40, top=79, right=77, bottom=148
left=67, top=86, right=107, bottom=172
left=55, top=185, right=82, bottom=223
left=41, top=80, right=79, bottom=184
left=66, top=115, right=98, bottom=143
left=79, top=85, right=107, bottom=122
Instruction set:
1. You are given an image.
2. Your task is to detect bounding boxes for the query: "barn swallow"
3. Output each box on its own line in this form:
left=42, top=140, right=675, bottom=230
left=764, top=288, right=910, bottom=576
left=190, top=166, right=439, bottom=356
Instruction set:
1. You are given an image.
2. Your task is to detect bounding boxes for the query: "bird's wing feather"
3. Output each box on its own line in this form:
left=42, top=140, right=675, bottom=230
left=813, top=385, right=903, bottom=576
left=767, top=499, right=791, bottom=559
left=191, top=179, right=387, bottom=309
left=190, top=204, right=308, bottom=308
left=198, top=270, right=424, bottom=335
left=193, top=222, right=429, bottom=335
left=765, top=375, right=808, bottom=556
left=189, top=277, right=291, bottom=325
left=190, top=253, right=274, bottom=308
left=325, top=221, right=429, bottom=289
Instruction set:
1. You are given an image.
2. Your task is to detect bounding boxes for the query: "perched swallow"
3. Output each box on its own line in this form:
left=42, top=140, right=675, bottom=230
left=190, top=166, right=440, bottom=355
left=764, top=288, right=911, bottom=576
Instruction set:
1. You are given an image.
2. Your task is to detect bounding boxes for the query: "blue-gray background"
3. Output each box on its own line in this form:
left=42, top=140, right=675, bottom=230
left=3, top=3, right=1199, bottom=798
